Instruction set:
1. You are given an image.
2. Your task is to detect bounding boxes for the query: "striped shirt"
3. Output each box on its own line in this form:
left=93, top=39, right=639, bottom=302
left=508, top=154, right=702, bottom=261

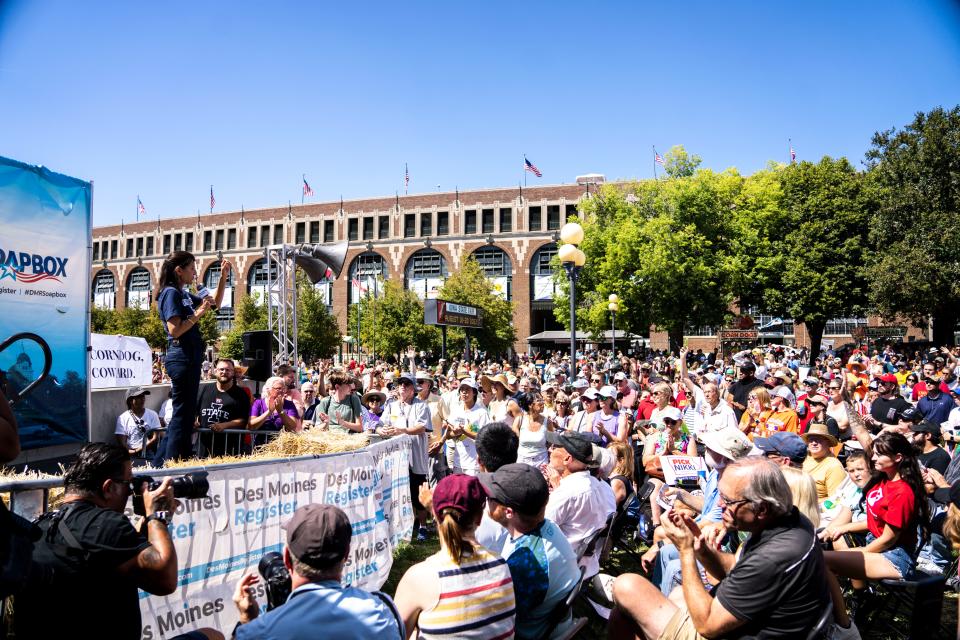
left=417, top=545, right=516, bottom=640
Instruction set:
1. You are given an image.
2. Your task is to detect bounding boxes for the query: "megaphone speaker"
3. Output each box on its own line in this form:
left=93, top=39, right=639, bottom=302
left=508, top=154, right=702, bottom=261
left=302, top=241, right=348, bottom=279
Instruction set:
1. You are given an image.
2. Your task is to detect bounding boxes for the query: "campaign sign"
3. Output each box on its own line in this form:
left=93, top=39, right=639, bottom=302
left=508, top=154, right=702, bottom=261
left=0, top=157, right=91, bottom=448
left=138, top=437, right=414, bottom=638
left=660, top=455, right=707, bottom=486
left=90, top=333, right=153, bottom=388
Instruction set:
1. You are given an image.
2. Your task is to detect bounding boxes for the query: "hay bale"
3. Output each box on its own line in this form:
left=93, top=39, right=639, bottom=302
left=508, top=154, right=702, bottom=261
left=161, top=429, right=370, bottom=468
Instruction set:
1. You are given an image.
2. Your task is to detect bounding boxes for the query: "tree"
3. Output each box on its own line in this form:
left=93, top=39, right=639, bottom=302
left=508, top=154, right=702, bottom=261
left=865, top=106, right=960, bottom=345
left=218, top=293, right=267, bottom=359
left=350, top=280, right=440, bottom=361
left=776, top=158, right=872, bottom=363
left=90, top=306, right=115, bottom=333
left=436, top=257, right=516, bottom=357
left=663, top=145, right=703, bottom=179
left=297, top=275, right=342, bottom=362
left=561, top=167, right=740, bottom=349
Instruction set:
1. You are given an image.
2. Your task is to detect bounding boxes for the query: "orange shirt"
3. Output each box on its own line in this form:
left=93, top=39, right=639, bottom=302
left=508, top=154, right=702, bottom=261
left=764, top=409, right=800, bottom=436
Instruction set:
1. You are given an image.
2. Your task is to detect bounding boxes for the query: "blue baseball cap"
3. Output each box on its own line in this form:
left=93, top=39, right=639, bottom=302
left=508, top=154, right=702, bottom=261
left=754, top=432, right=807, bottom=465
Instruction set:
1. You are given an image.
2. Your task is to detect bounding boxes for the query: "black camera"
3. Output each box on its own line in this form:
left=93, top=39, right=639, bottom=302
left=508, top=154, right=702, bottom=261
left=258, top=551, right=292, bottom=610
left=132, top=471, right=209, bottom=515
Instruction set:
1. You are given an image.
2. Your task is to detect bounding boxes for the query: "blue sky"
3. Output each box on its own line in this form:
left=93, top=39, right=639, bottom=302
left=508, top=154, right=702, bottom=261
left=2, top=1, right=959, bottom=228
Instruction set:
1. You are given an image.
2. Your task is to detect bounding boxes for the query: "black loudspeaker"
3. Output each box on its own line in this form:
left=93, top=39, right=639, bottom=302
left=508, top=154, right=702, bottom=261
left=299, top=241, right=348, bottom=280
left=241, top=330, right=273, bottom=382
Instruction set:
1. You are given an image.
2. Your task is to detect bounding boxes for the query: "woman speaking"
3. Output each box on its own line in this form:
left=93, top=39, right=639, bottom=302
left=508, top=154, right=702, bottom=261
left=153, top=251, right=231, bottom=466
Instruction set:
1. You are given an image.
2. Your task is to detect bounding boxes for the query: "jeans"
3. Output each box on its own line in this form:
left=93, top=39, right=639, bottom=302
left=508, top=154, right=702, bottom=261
left=917, top=511, right=950, bottom=572
left=653, top=543, right=681, bottom=595
left=154, top=345, right=201, bottom=467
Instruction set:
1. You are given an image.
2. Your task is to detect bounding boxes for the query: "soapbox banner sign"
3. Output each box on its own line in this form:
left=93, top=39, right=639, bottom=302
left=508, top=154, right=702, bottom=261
left=90, top=333, right=152, bottom=388
left=137, top=437, right=413, bottom=639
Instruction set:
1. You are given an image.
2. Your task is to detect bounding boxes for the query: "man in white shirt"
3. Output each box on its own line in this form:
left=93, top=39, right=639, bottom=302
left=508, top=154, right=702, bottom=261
left=698, top=382, right=738, bottom=433
left=115, top=386, right=162, bottom=458
left=544, top=431, right=616, bottom=577
left=379, top=372, right=433, bottom=541
left=443, top=378, right=489, bottom=475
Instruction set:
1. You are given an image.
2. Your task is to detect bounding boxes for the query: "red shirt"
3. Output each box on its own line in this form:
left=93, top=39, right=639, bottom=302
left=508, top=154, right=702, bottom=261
left=865, top=477, right=918, bottom=551
left=635, top=397, right=656, bottom=421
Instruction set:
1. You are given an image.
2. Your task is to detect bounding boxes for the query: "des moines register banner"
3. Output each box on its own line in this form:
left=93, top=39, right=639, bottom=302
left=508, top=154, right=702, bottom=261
left=0, top=157, right=92, bottom=448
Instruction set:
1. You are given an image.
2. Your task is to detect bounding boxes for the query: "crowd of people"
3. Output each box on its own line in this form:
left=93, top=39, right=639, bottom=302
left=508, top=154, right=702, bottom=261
left=9, top=306, right=960, bottom=638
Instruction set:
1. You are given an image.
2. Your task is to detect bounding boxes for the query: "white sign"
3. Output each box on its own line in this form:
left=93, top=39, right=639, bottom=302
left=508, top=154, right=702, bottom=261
left=89, top=333, right=152, bottom=388
left=533, top=275, right=554, bottom=301
left=659, top=455, right=707, bottom=486
left=138, top=437, right=414, bottom=638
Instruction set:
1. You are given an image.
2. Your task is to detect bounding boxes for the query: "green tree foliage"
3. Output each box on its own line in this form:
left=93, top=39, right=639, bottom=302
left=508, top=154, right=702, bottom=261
left=350, top=280, right=440, bottom=360
left=297, top=276, right=342, bottom=362
left=90, top=304, right=168, bottom=349
left=218, top=293, right=267, bottom=359
left=436, top=257, right=516, bottom=356
left=561, top=162, right=739, bottom=349
left=865, top=106, right=960, bottom=344
left=775, top=158, right=873, bottom=361
left=663, top=145, right=703, bottom=178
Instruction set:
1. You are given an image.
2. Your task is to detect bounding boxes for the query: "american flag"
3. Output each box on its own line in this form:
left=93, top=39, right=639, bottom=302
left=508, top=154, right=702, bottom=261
left=524, top=157, right=542, bottom=178
left=351, top=278, right=368, bottom=294
left=303, top=176, right=314, bottom=197
left=210, top=186, right=216, bottom=211
left=654, top=150, right=665, bottom=166
left=790, top=146, right=796, bottom=163
left=137, top=196, right=145, bottom=220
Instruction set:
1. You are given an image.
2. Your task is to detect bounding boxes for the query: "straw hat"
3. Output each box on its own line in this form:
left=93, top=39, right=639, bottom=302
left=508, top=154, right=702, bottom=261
left=480, top=373, right=510, bottom=393
left=801, top=423, right=839, bottom=448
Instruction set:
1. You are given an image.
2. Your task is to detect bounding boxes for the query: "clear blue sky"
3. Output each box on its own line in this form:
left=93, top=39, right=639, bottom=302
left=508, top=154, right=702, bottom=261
left=2, top=1, right=959, bottom=228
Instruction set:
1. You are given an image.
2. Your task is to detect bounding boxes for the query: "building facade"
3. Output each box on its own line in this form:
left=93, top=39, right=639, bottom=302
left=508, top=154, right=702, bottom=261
left=90, top=184, right=588, bottom=353
left=91, top=182, right=931, bottom=356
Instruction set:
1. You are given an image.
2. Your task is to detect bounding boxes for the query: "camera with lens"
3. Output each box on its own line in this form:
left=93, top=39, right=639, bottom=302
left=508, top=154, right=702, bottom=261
left=258, top=551, right=292, bottom=610
left=131, top=471, right=209, bottom=516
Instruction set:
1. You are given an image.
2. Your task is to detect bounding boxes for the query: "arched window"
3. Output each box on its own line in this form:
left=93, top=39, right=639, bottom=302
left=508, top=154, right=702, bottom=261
left=347, top=252, right=388, bottom=305
left=470, top=245, right=513, bottom=301
left=92, top=269, right=116, bottom=310
left=246, top=258, right=279, bottom=307
left=204, top=261, right=235, bottom=331
left=530, top=243, right=558, bottom=301
left=404, top=249, right=448, bottom=300
left=126, top=267, right=152, bottom=310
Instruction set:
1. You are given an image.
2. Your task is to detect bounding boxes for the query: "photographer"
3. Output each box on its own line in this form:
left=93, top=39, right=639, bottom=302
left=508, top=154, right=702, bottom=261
left=231, top=504, right=404, bottom=639
left=13, top=443, right=180, bottom=638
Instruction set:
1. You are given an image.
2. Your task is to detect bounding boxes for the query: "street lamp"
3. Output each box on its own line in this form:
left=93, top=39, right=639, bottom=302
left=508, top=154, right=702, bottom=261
left=608, top=294, right=619, bottom=356
left=559, top=222, right=586, bottom=372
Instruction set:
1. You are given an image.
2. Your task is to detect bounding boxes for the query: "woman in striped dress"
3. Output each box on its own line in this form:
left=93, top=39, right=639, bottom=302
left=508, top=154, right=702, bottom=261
left=394, top=474, right=516, bottom=639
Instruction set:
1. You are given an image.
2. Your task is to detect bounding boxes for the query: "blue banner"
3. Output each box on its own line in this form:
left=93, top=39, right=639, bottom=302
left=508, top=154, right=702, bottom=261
left=0, top=157, right=91, bottom=449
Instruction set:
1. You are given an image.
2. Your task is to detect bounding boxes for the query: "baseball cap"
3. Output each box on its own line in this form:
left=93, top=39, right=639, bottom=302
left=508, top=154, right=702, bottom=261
left=661, top=406, right=683, bottom=423
left=572, top=378, right=589, bottom=389
left=754, top=432, right=808, bottom=465
left=458, top=378, right=479, bottom=391
left=432, top=474, right=487, bottom=517
left=898, top=406, right=922, bottom=423
left=879, top=373, right=898, bottom=385
left=910, top=420, right=941, bottom=438
left=582, top=388, right=600, bottom=401
left=283, top=504, right=352, bottom=568
left=397, top=372, right=417, bottom=386
left=803, top=376, right=819, bottom=386
left=478, top=463, right=549, bottom=516
left=699, top=426, right=753, bottom=461
left=125, top=386, right=150, bottom=400
left=546, top=431, right=598, bottom=467
left=772, top=386, right=793, bottom=404
left=598, top=385, right=617, bottom=399
left=613, top=371, right=627, bottom=381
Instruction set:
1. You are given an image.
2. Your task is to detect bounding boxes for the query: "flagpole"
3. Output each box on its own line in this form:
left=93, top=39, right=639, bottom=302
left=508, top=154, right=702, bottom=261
left=371, top=276, right=377, bottom=363
left=523, top=154, right=527, bottom=188
left=136, top=195, right=139, bottom=222
left=209, top=185, right=213, bottom=214
left=652, top=146, right=658, bottom=181
left=302, top=174, right=305, bottom=205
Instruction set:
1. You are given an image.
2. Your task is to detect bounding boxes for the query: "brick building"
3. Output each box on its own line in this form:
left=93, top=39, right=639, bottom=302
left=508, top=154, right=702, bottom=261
left=90, top=182, right=930, bottom=355
left=91, top=184, right=590, bottom=353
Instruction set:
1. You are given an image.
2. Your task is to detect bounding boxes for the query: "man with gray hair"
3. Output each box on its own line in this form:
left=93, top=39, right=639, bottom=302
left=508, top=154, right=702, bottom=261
left=609, top=457, right=828, bottom=639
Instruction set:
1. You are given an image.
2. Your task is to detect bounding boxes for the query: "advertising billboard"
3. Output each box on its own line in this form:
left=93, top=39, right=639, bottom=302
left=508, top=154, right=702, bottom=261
left=0, top=157, right=91, bottom=448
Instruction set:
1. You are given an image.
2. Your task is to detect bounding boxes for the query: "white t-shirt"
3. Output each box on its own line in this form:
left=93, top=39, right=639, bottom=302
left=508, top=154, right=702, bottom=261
left=115, top=409, right=162, bottom=450
left=382, top=398, right=432, bottom=475
left=448, top=403, right=489, bottom=475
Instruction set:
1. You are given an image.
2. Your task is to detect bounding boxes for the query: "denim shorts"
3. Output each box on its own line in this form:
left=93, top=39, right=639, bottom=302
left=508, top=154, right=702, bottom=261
left=866, top=533, right=915, bottom=579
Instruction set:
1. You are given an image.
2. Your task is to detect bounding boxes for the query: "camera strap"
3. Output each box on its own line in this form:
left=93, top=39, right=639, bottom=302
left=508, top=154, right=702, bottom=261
left=371, top=590, right=404, bottom=639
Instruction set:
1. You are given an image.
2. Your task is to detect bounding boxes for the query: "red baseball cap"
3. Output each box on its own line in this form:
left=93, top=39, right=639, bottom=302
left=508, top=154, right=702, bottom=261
left=879, top=373, right=898, bottom=384
left=432, top=474, right=487, bottom=517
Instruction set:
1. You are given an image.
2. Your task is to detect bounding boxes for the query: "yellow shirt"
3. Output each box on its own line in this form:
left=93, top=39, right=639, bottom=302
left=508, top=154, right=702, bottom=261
left=803, top=455, right=846, bottom=500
